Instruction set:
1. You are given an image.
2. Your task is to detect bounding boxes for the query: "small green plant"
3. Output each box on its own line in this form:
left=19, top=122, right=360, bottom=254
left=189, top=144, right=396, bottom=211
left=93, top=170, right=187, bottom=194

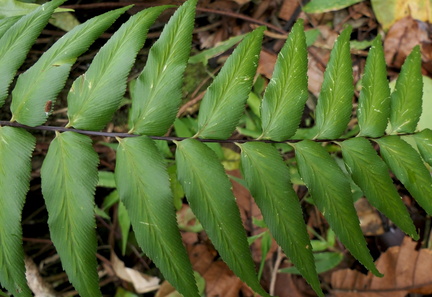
left=0, top=0, right=431, bottom=296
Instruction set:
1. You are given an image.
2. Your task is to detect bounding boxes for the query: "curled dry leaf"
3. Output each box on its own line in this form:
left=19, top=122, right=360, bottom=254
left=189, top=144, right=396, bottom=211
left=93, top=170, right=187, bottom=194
left=111, top=252, right=160, bottom=294
left=384, top=16, right=432, bottom=69
left=25, top=256, right=58, bottom=297
left=331, top=236, right=432, bottom=297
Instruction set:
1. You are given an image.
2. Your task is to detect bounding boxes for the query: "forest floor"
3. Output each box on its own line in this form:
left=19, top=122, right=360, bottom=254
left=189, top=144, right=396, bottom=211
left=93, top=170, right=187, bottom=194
left=10, top=0, right=432, bottom=296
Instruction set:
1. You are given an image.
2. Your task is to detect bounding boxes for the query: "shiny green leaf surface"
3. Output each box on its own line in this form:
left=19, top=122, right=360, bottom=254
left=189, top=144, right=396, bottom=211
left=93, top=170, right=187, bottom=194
left=115, top=136, right=199, bottom=297
left=0, top=15, right=21, bottom=38
left=240, top=142, right=323, bottom=296
left=375, top=135, right=432, bottom=214
left=340, top=137, right=418, bottom=239
left=0, top=0, right=64, bottom=108
left=11, top=6, right=129, bottom=126
left=128, top=0, right=196, bottom=135
left=357, top=37, right=390, bottom=137
left=0, top=127, right=34, bottom=297
left=315, top=26, right=353, bottom=139
left=67, top=5, right=168, bottom=130
left=294, top=140, right=381, bottom=276
left=389, top=46, right=423, bottom=133
left=260, top=20, right=308, bottom=141
left=176, top=139, right=271, bottom=297
left=413, top=128, right=432, bottom=166
left=196, top=27, right=264, bottom=139
left=41, top=132, right=100, bottom=297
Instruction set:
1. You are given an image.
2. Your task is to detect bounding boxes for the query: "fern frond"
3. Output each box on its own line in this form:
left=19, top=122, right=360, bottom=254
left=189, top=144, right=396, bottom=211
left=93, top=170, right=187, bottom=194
left=67, top=5, right=169, bottom=130
left=315, top=26, right=353, bottom=139
left=389, top=45, right=423, bottom=134
left=340, top=137, right=418, bottom=239
left=0, top=0, right=65, bottom=107
left=115, top=136, right=199, bottom=297
left=10, top=6, right=131, bottom=126
left=195, top=26, right=264, bottom=139
left=0, top=127, right=35, bottom=297
left=357, top=37, right=390, bottom=137
left=176, top=139, right=271, bottom=297
left=128, top=0, right=197, bottom=135
left=294, top=140, right=382, bottom=277
left=260, top=19, right=308, bottom=141
left=0, top=0, right=71, bottom=19
left=414, top=128, right=432, bottom=165
left=239, top=142, right=324, bottom=296
left=41, top=132, right=101, bottom=297
left=0, top=3, right=430, bottom=297
left=0, top=15, right=21, bottom=38
left=375, top=135, right=432, bottom=214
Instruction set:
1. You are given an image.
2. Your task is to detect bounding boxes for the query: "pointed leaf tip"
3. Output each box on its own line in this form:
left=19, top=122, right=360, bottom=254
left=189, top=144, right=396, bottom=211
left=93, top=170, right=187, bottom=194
left=389, top=45, right=423, bottom=134
left=115, top=136, right=199, bottom=297
left=315, top=26, right=353, bottom=139
left=240, top=142, right=324, bottom=296
left=128, top=0, right=197, bottom=135
left=260, top=19, right=308, bottom=141
left=375, top=136, right=432, bottom=215
left=195, top=26, right=264, bottom=139
left=0, top=0, right=64, bottom=108
left=357, top=37, right=390, bottom=137
left=67, top=5, right=169, bottom=130
left=176, top=139, right=271, bottom=297
left=41, top=132, right=101, bottom=297
left=294, top=140, right=381, bottom=277
left=10, top=5, right=131, bottom=126
left=340, top=137, right=418, bottom=240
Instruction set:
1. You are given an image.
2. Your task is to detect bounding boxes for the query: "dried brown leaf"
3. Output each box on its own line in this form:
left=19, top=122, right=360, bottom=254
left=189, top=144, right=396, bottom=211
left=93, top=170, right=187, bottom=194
left=355, top=198, right=385, bottom=236
left=111, top=252, right=160, bottom=293
left=384, top=16, right=430, bottom=68
left=257, top=50, right=277, bottom=79
left=331, top=237, right=432, bottom=296
left=278, top=0, right=301, bottom=21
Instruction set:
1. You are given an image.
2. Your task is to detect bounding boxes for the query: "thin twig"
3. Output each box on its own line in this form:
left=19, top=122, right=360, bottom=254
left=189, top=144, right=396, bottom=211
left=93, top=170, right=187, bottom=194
left=269, top=246, right=284, bottom=296
left=62, top=2, right=287, bottom=34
